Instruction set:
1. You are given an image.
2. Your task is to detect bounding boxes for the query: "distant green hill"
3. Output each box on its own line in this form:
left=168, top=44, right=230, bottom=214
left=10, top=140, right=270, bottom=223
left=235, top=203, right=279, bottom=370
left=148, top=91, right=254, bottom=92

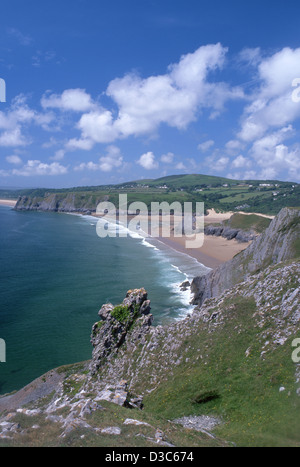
left=3, top=173, right=300, bottom=216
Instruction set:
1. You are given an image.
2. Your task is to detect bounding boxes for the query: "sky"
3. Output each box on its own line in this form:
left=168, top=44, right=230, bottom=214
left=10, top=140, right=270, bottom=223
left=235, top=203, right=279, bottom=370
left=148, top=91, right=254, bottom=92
left=0, top=0, right=300, bottom=188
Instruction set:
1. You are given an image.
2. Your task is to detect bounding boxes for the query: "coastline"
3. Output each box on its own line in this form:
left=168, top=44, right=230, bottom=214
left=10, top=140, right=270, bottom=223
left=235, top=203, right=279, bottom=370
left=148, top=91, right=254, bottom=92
left=157, top=234, right=250, bottom=270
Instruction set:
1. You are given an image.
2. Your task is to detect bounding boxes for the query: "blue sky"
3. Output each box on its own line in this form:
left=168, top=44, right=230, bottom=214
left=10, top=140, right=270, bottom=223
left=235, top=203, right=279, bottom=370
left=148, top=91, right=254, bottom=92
left=0, top=0, right=300, bottom=188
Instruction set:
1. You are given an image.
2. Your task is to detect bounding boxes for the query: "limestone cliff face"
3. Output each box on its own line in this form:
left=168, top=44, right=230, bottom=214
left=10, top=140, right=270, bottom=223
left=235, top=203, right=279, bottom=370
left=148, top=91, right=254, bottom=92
left=191, top=207, right=300, bottom=306
left=14, top=193, right=107, bottom=214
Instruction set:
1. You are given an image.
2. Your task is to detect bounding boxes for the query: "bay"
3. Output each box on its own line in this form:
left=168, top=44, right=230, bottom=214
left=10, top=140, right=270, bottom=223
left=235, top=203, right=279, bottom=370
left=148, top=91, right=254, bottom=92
left=0, top=206, right=207, bottom=394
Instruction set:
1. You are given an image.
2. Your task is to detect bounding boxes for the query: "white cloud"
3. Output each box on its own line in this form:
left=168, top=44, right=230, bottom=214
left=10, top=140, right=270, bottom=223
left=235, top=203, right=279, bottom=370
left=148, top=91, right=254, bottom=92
left=161, top=152, right=175, bottom=163
left=225, top=139, right=245, bottom=155
left=65, top=137, right=94, bottom=151
left=74, top=161, right=100, bottom=172
left=99, top=145, right=123, bottom=172
left=74, top=145, right=124, bottom=173
left=231, top=155, right=252, bottom=169
left=137, top=152, right=159, bottom=170
left=0, top=94, right=54, bottom=147
left=175, top=162, right=186, bottom=170
left=73, top=109, right=118, bottom=145
left=50, top=149, right=65, bottom=161
left=0, top=127, right=28, bottom=147
left=238, top=47, right=300, bottom=142
left=198, top=140, right=214, bottom=152
left=71, top=44, right=243, bottom=146
left=12, top=160, right=68, bottom=176
left=248, top=126, right=300, bottom=180
left=41, top=89, right=96, bottom=112
left=6, top=154, right=22, bottom=165
left=214, top=156, right=229, bottom=172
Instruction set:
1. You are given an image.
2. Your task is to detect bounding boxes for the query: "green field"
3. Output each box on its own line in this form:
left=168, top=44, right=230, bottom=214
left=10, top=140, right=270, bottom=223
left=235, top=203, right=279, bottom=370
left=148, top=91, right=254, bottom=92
left=2, top=173, right=299, bottom=216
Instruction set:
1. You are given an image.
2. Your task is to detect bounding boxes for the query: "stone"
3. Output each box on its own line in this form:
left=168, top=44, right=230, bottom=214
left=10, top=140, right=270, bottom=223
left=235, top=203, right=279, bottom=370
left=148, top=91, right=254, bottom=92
left=123, top=419, right=150, bottom=427
left=101, top=426, right=121, bottom=435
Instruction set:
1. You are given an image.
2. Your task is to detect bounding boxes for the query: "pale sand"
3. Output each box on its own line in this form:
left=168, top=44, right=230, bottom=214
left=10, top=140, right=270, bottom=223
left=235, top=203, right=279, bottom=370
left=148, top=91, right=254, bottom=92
left=158, top=234, right=250, bottom=270
left=204, top=208, right=234, bottom=224
left=0, top=199, right=17, bottom=207
left=204, top=208, right=275, bottom=223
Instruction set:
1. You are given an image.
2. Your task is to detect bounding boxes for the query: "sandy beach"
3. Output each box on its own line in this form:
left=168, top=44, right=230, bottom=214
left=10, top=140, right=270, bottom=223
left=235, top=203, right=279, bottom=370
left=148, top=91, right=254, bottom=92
left=158, top=234, right=250, bottom=270
left=0, top=199, right=17, bottom=207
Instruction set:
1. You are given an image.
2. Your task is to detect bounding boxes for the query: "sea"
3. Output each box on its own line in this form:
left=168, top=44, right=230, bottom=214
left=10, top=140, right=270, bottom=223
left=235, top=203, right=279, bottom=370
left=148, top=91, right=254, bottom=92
left=0, top=205, right=209, bottom=395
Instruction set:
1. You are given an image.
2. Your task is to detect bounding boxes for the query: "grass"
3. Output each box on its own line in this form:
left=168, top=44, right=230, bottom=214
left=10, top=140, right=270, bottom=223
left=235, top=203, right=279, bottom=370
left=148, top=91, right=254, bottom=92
left=111, top=305, right=131, bottom=323
left=141, top=295, right=300, bottom=447
left=224, top=213, right=272, bottom=233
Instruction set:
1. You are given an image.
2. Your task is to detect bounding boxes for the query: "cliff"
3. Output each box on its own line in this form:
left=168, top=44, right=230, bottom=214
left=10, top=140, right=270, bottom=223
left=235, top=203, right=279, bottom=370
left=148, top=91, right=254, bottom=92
left=14, top=192, right=108, bottom=214
left=191, top=207, right=300, bottom=306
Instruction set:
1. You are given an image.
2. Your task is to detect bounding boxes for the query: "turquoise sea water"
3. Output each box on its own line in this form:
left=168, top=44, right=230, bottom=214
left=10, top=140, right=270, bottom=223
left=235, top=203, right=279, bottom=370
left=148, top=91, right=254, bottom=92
left=0, top=206, right=208, bottom=395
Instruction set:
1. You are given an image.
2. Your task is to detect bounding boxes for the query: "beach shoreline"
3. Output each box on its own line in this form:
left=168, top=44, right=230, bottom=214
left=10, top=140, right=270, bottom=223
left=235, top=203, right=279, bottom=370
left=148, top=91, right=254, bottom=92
left=156, top=234, right=250, bottom=270
left=91, top=209, right=252, bottom=270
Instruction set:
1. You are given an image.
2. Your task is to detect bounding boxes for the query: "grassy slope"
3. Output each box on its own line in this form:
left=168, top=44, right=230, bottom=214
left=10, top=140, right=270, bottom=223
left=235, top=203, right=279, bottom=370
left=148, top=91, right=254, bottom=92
left=224, top=213, right=272, bottom=233
left=144, top=294, right=300, bottom=447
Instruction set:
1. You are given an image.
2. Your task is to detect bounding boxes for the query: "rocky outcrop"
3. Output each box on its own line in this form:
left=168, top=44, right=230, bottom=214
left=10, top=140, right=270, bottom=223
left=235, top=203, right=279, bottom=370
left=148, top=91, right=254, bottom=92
left=204, top=224, right=257, bottom=242
left=89, top=288, right=153, bottom=375
left=192, top=207, right=300, bottom=306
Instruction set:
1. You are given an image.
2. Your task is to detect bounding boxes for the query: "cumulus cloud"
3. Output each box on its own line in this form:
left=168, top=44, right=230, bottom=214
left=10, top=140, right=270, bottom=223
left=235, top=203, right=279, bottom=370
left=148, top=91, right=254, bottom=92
left=161, top=152, right=175, bottom=163
left=0, top=94, right=54, bottom=147
left=231, top=155, right=252, bottom=169
left=137, top=152, right=159, bottom=170
left=50, top=149, right=65, bottom=161
left=6, top=154, right=22, bottom=165
left=198, top=140, right=214, bottom=152
left=225, top=46, right=300, bottom=181
left=41, top=89, right=96, bottom=112
left=74, top=145, right=124, bottom=173
left=75, top=109, right=118, bottom=144
left=238, top=47, right=300, bottom=142
left=98, top=145, right=124, bottom=172
left=67, top=44, right=243, bottom=148
left=65, top=137, right=94, bottom=151
left=12, top=160, right=68, bottom=176
left=175, top=162, right=186, bottom=170
left=214, top=156, right=229, bottom=172
left=225, top=139, right=245, bottom=155
left=249, top=126, right=300, bottom=180
left=0, top=127, right=28, bottom=147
